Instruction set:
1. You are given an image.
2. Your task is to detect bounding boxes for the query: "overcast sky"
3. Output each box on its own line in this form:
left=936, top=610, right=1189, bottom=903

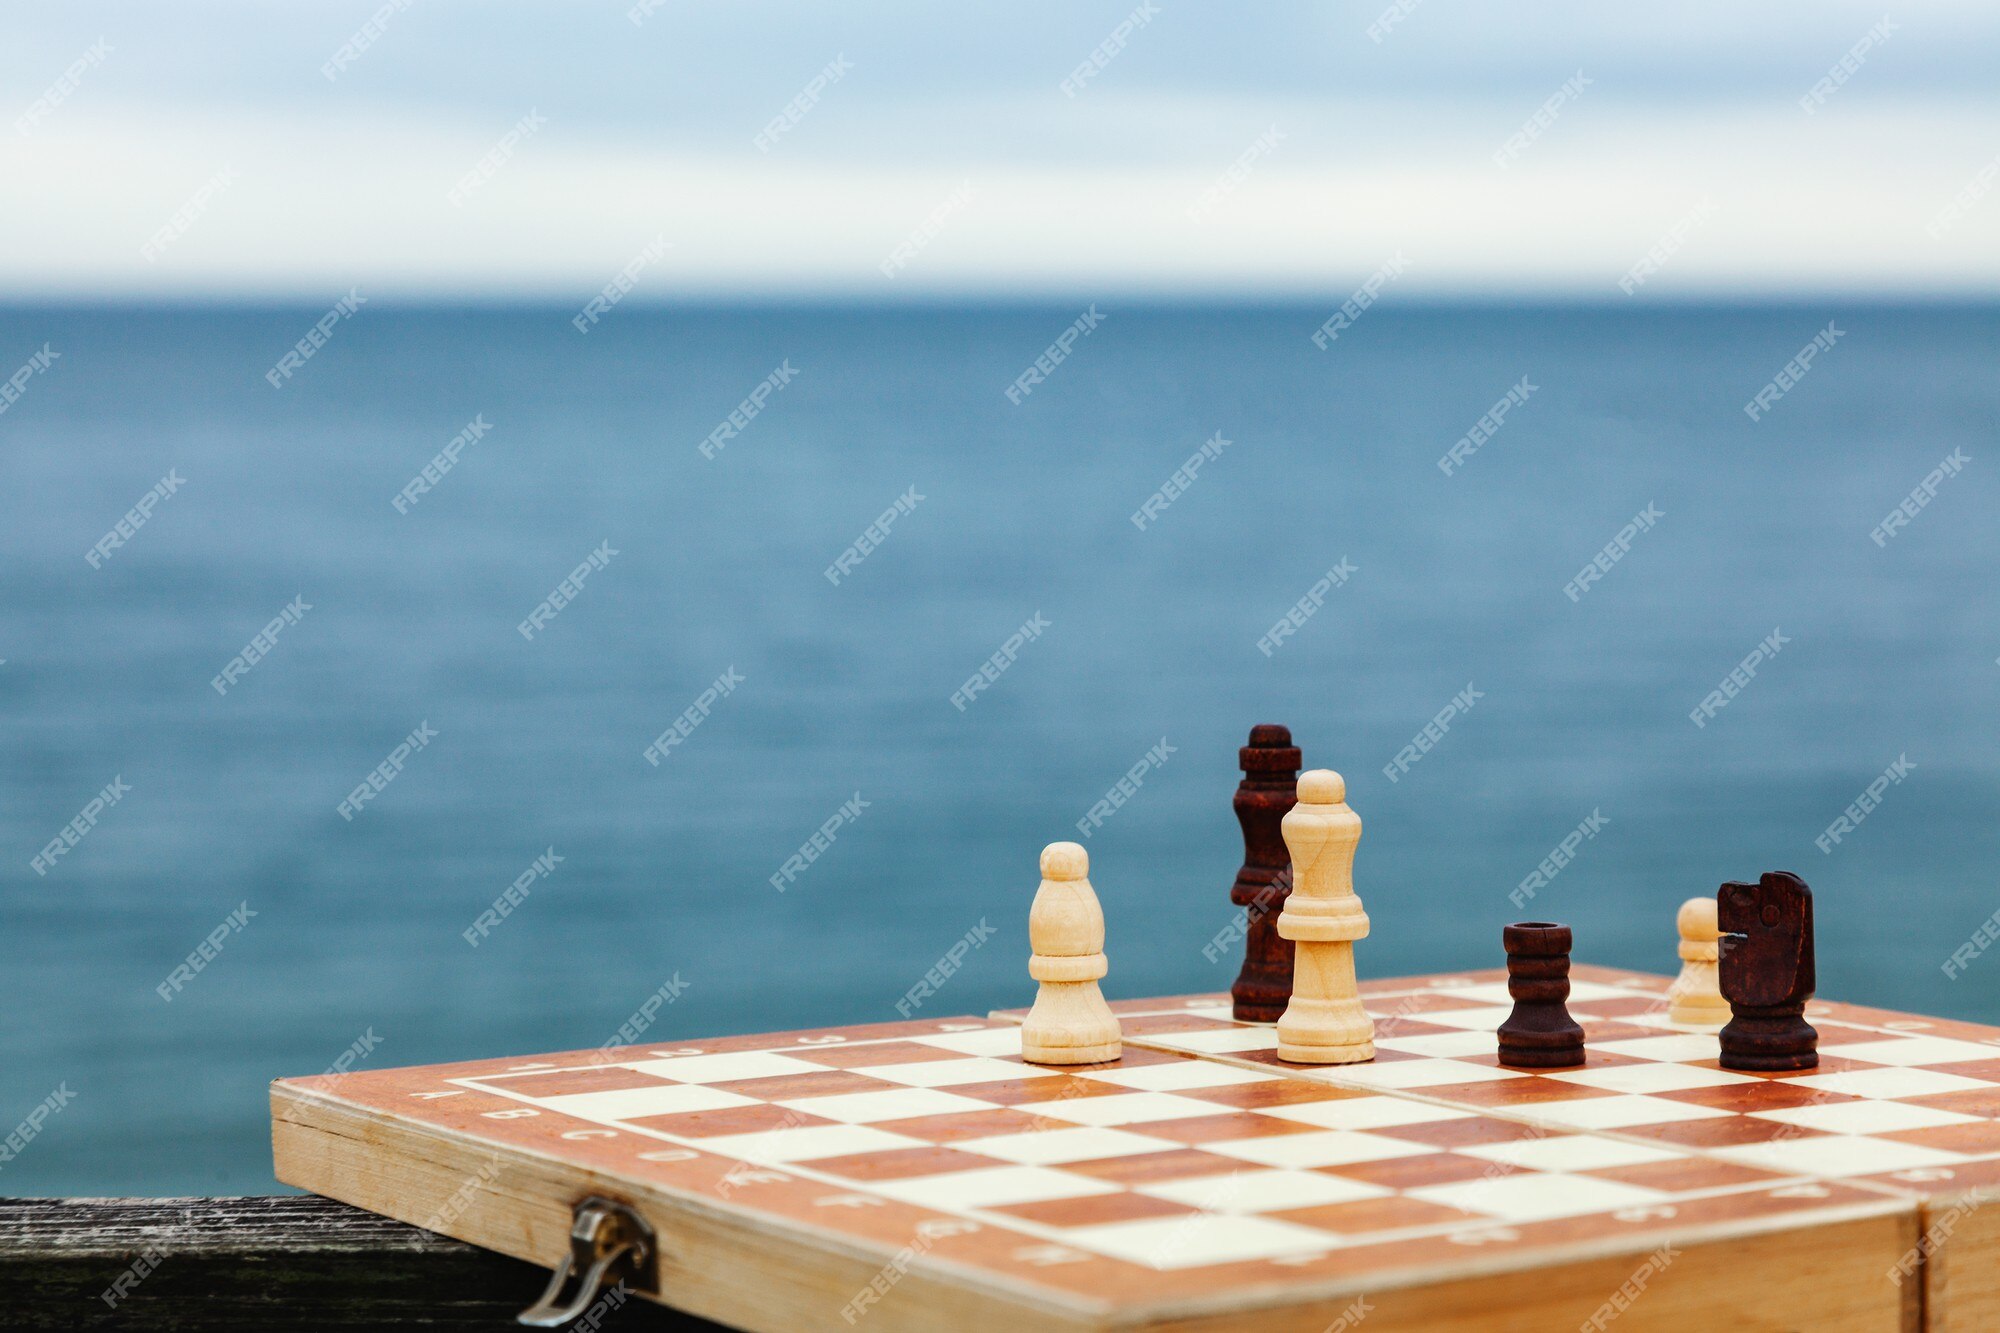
left=4, top=2, right=1997, bottom=300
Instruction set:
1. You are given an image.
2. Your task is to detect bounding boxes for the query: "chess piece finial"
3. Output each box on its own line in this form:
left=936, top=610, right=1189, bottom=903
left=1667, top=896, right=1729, bottom=1028
left=1718, top=871, right=1818, bottom=1070
left=1229, top=724, right=1303, bottom=1022
left=1496, top=922, right=1586, bottom=1067
left=1274, top=770, right=1374, bottom=1063
left=1021, top=841, right=1121, bottom=1065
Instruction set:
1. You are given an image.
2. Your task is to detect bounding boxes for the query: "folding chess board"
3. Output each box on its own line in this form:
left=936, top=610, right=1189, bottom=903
left=271, top=968, right=2000, bottom=1331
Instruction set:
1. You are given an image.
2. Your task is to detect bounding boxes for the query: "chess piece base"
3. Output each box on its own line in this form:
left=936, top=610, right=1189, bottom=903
left=1020, top=1037, right=1122, bottom=1065
left=1719, top=1004, right=1818, bottom=1071
left=1667, top=996, right=1730, bottom=1029
left=1277, top=1039, right=1374, bottom=1065
left=1497, top=1036, right=1585, bottom=1069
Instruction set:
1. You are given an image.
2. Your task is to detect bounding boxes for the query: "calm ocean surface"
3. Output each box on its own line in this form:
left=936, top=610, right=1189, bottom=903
left=3, top=302, right=1996, bottom=1194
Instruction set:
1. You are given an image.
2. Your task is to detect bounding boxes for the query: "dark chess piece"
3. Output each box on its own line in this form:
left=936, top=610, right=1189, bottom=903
left=1229, top=724, right=1302, bottom=1022
left=1496, top=922, right=1586, bottom=1068
left=1717, top=871, right=1818, bottom=1071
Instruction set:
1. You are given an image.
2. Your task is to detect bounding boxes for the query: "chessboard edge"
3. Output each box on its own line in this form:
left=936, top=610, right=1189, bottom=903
left=270, top=1080, right=1125, bottom=1333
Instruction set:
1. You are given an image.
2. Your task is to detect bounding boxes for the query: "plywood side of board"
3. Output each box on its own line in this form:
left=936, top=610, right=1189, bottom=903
left=1925, top=1193, right=2000, bottom=1333
left=1147, top=1212, right=1918, bottom=1333
left=272, top=1086, right=1110, bottom=1333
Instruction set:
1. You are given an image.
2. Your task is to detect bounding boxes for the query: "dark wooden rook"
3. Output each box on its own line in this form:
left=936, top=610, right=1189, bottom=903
left=1496, top=922, right=1586, bottom=1068
left=1717, top=870, right=1818, bottom=1071
left=1229, top=724, right=1302, bottom=1022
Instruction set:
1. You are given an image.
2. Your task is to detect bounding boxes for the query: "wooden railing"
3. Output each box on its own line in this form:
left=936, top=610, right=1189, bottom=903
left=0, top=1197, right=717, bottom=1330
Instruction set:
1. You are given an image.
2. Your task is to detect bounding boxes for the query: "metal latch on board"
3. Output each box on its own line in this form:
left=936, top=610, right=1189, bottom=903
left=517, top=1195, right=656, bottom=1327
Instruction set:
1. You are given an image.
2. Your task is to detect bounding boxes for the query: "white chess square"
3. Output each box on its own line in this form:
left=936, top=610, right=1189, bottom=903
left=1748, top=1100, right=1982, bottom=1135
left=1060, top=1214, right=1336, bottom=1269
left=1815, top=1036, right=2000, bottom=1067
left=1179, top=1005, right=1239, bottom=1022
left=1591, top=1034, right=1729, bottom=1063
left=627, top=1052, right=830, bottom=1084
left=1459, top=1136, right=1681, bottom=1173
left=1142, top=1027, right=1282, bottom=1054
left=1262, top=1098, right=1475, bottom=1132
left=1136, top=1168, right=1388, bottom=1213
left=775, top=1088, right=989, bottom=1124
left=954, top=1127, right=1177, bottom=1166
left=1073, top=1062, right=1278, bottom=1093
left=1513, top=1094, right=1730, bottom=1131
left=848, top=1057, right=1028, bottom=1088
left=1408, top=1007, right=1515, bottom=1032
left=1328, top=1059, right=1518, bottom=1090
left=534, top=1084, right=756, bottom=1122
left=1408, top=1172, right=1669, bottom=1224
left=1017, top=1092, right=1233, bottom=1127
left=693, top=1124, right=925, bottom=1163
left=1713, top=1136, right=1970, bottom=1179
left=1206, top=1129, right=1432, bottom=1169
left=1373, top=1031, right=1508, bottom=1059
left=1790, top=1068, right=1993, bottom=1101
left=1545, top=1063, right=1758, bottom=1094
left=870, top=1165, right=1118, bottom=1211
left=908, top=1028, right=1025, bottom=1056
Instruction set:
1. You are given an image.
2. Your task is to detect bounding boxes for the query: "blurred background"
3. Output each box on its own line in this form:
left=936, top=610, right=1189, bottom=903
left=2, top=3, right=1996, bottom=1195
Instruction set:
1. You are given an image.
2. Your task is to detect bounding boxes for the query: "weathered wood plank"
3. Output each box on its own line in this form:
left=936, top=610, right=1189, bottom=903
left=0, top=1197, right=724, bottom=1331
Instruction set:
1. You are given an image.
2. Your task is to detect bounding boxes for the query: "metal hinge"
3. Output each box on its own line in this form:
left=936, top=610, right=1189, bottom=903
left=517, top=1195, right=655, bottom=1327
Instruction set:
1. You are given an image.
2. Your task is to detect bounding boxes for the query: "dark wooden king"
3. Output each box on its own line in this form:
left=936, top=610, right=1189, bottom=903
left=1229, top=724, right=1302, bottom=1022
left=1717, top=870, right=1818, bottom=1071
left=1496, top=922, right=1586, bottom=1068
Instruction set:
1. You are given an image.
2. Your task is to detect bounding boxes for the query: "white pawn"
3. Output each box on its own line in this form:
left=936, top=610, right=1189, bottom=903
left=1021, top=842, right=1121, bottom=1065
left=1275, top=770, right=1375, bottom=1064
left=1668, top=896, right=1729, bottom=1028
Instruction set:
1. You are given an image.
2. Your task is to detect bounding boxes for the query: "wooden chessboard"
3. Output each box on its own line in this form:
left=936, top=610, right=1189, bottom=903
left=270, top=967, right=2000, bottom=1331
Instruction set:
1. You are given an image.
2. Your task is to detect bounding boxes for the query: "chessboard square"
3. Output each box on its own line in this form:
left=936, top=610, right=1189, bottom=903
left=1020, top=1092, right=1232, bottom=1127
left=1818, top=1036, right=2000, bottom=1067
left=1791, top=1068, right=1993, bottom=1100
left=1143, top=1028, right=1282, bottom=1054
left=1591, top=1034, right=1728, bottom=1062
left=627, top=1052, right=829, bottom=1084
left=955, top=1127, right=1178, bottom=1166
left=1407, top=1172, right=1670, bottom=1224
left=1430, top=983, right=1515, bottom=1004
left=482, top=1067, right=674, bottom=1097
left=1459, top=1135, right=1682, bottom=1173
left=1544, top=1063, right=1759, bottom=1094
left=1074, top=1063, right=1279, bottom=1093
left=1178, top=1005, right=1238, bottom=1022
left=1262, top=1098, right=1476, bottom=1132
left=795, top=1040, right=969, bottom=1068
left=1517, top=1094, right=1732, bottom=1131
left=695, top=1124, right=926, bottom=1163
left=848, top=1057, right=1029, bottom=1088
left=1714, top=1135, right=1970, bottom=1178
left=1374, top=1031, right=1509, bottom=1059
left=775, top=1088, right=989, bottom=1124
left=1136, top=1168, right=1388, bottom=1213
left=1207, top=1129, right=1432, bottom=1169
left=1409, top=1007, right=1515, bottom=1032
left=870, top=1165, right=1118, bottom=1211
left=1060, top=1149, right=1252, bottom=1185
left=1269, top=1196, right=1485, bottom=1235
left=809, top=1145, right=1004, bottom=1180
left=1749, top=1100, right=1983, bottom=1135
left=535, top=1084, right=757, bottom=1122
left=910, top=1028, right=1029, bottom=1057
left=1060, top=1214, right=1336, bottom=1270
left=1326, top=1059, right=1520, bottom=1090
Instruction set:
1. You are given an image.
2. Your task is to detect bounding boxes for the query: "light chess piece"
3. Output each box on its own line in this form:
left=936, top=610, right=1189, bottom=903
left=1275, top=770, right=1374, bottom=1064
left=1667, top=896, right=1729, bottom=1028
left=1021, top=841, right=1121, bottom=1065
